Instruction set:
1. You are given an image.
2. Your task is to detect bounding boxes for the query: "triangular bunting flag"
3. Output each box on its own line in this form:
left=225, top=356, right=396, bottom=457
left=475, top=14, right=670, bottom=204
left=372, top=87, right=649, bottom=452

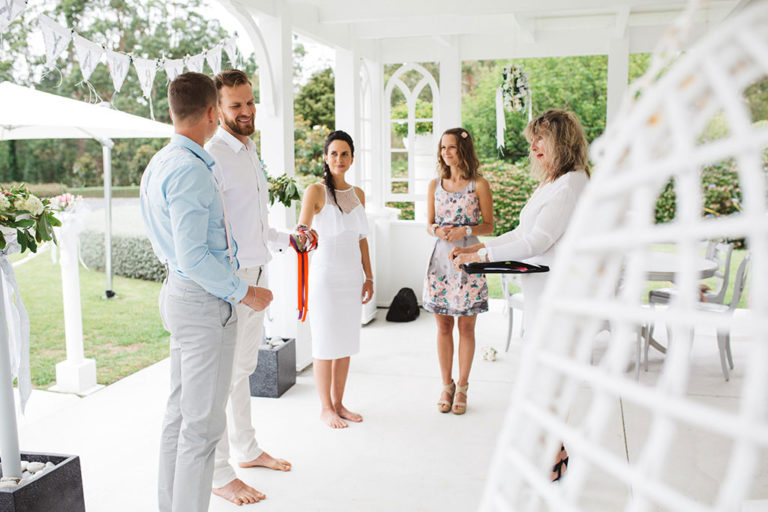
left=223, top=37, right=238, bottom=68
left=38, top=14, right=71, bottom=69
left=0, top=0, right=26, bottom=32
left=106, top=50, right=131, bottom=92
left=133, top=57, right=157, bottom=98
left=206, top=44, right=222, bottom=75
left=163, top=58, right=185, bottom=81
left=185, top=53, right=205, bottom=73
left=72, top=33, right=103, bottom=82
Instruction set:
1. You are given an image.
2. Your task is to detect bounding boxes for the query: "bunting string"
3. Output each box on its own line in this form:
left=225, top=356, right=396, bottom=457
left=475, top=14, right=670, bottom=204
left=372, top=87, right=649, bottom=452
left=31, top=11, right=240, bottom=108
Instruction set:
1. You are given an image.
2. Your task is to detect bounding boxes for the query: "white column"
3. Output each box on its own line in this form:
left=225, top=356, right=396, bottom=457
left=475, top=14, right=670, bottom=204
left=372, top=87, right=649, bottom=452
left=607, top=37, right=629, bottom=126
left=366, top=54, right=386, bottom=210
left=258, top=9, right=295, bottom=182
left=51, top=224, right=101, bottom=395
left=334, top=47, right=360, bottom=143
left=256, top=7, right=307, bottom=365
left=0, top=269, right=21, bottom=480
left=438, top=37, right=462, bottom=132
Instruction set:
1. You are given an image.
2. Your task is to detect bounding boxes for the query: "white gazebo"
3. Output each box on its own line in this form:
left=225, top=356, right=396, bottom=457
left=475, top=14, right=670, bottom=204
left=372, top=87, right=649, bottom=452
left=216, top=0, right=755, bottom=368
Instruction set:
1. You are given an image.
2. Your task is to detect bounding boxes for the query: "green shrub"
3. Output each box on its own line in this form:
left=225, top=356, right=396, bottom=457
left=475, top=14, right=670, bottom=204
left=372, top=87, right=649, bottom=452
left=654, top=158, right=760, bottom=224
left=482, top=162, right=538, bottom=236
left=0, top=182, right=66, bottom=198
left=294, top=115, right=329, bottom=177
left=66, top=186, right=140, bottom=198
left=80, top=230, right=165, bottom=282
left=386, top=201, right=415, bottom=220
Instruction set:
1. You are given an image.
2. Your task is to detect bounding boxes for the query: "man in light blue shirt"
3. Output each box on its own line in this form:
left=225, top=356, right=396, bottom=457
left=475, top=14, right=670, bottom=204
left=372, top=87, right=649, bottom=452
left=140, top=72, right=272, bottom=512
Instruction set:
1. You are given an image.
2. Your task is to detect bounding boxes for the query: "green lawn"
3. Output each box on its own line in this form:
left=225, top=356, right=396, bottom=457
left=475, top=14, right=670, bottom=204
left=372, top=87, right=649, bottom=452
left=13, top=252, right=168, bottom=388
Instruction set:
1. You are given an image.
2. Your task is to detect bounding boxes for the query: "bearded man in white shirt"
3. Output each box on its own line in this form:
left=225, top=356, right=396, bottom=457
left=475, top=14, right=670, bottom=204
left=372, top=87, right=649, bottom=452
left=205, top=69, right=311, bottom=506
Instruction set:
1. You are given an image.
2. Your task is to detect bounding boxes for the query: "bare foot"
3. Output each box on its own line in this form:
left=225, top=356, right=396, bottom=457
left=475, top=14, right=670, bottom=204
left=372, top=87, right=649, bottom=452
left=239, top=451, right=291, bottom=471
left=335, top=404, right=362, bottom=423
left=212, top=478, right=265, bottom=506
left=321, top=407, right=348, bottom=428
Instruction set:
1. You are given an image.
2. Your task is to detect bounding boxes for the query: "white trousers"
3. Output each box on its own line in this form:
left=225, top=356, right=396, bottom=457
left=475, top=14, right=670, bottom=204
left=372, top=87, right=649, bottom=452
left=521, top=272, right=548, bottom=340
left=157, top=273, right=237, bottom=512
left=212, top=265, right=266, bottom=488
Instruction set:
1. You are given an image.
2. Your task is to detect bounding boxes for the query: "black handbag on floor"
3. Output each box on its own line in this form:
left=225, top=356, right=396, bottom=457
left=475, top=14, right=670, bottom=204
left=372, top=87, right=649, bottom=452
left=386, top=287, right=420, bottom=322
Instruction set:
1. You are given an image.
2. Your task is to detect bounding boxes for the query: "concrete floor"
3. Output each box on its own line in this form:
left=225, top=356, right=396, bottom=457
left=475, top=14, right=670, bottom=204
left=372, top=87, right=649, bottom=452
left=15, top=303, right=768, bottom=511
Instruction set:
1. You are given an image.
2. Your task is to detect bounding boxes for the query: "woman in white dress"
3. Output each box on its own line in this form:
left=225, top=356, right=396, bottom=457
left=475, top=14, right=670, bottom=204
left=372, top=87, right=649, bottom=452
left=297, top=130, right=374, bottom=429
left=451, top=109, right=590, bottom=480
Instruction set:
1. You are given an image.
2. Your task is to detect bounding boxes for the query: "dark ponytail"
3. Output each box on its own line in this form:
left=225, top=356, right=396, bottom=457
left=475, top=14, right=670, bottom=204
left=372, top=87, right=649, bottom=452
left=323, top=130, right=355, bottom=212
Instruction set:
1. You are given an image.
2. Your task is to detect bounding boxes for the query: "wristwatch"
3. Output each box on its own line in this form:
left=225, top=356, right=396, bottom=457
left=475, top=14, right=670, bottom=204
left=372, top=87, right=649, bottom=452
left=465, top=225, right=473, bottom=236
left=477, top=247, right=488, bottom=261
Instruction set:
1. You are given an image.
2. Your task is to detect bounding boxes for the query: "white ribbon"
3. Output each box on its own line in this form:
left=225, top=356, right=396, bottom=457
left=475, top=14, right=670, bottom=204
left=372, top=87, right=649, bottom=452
left=223, top=37, right=238, bottom=68
left=185, top=53, right=205, bottom=73
left=0, top=241, right=31, bottom=413
left=133, top=56, right=157, bottom=98
left=163, top=58, right=184, bottom=81
left=106, top=49, right=131, bottom=92
left=496, top=86, right=505, bottom=150
left=38, top=14, right=71, bottom=69
left=72, top=33, right=103, bottom=83
left=0, top=0, right=26, bottom=33
left=206, top=44, right=222, bottom=75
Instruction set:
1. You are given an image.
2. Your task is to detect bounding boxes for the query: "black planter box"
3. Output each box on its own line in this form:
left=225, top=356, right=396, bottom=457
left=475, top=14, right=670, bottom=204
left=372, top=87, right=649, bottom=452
left=249, top=338, right=296, bottom=398
left=0, top=451, right=85, bottom=512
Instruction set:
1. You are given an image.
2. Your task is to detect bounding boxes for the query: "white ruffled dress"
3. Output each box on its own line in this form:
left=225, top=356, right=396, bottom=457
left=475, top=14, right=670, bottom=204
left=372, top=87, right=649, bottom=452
left=309, top=185, right=369, bottom=359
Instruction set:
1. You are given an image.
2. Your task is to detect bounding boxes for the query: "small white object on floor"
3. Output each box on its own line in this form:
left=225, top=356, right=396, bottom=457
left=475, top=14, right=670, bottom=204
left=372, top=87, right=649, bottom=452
left=481, top=346, right=497, bottom=362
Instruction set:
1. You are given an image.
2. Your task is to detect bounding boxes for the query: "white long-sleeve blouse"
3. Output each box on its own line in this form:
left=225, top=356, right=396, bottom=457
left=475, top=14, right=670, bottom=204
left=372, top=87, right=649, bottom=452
left=485, top=170, right=588, bottom=266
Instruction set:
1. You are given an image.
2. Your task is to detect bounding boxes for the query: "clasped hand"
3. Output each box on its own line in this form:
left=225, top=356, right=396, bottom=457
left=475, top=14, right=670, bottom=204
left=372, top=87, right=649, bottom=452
left=291, top=228, right=319, bottom=251
left=435, top=225, right=466, bottom=243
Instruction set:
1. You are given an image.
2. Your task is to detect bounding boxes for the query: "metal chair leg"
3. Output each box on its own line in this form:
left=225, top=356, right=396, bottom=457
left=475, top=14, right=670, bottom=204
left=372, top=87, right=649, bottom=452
left=717, top=330, right=730, bottom=381
left=505, top=309, right=514, bottom=352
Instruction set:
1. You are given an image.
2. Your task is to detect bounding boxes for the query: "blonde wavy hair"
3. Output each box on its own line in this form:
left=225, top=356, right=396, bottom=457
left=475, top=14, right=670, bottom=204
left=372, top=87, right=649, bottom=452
left=436, top=127, right=481, bottom=180
left=524, top=109, right=590, bottom=182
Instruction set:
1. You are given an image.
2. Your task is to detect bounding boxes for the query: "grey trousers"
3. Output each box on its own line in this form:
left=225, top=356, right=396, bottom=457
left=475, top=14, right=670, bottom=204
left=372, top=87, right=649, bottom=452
left=212, top=265, right=266, bottom=487
left=157, top=273, right=237, bottom=512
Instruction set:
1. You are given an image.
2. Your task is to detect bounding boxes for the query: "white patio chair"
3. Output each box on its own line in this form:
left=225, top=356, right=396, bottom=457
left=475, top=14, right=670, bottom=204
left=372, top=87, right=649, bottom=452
left=696, top=252, right=750, bottom=381
left=644, top=252, right=750, bottom=381
left=648, top=241, right=734, bottom=306
left=500, top=273, right=524, bottom=351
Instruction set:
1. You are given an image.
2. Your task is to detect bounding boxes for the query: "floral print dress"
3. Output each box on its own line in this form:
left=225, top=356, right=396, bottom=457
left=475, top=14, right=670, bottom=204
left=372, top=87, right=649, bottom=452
left=423, top=179, right=489, bottom=316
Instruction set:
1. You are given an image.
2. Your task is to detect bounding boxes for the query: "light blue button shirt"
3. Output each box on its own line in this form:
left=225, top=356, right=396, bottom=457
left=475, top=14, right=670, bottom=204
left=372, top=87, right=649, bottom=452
left=140, top=134, right=248, bottom=304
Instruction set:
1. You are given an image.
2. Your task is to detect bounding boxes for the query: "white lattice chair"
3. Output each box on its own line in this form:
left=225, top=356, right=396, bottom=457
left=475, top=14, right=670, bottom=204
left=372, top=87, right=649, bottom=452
left=481, top=3, right=767, bottom=511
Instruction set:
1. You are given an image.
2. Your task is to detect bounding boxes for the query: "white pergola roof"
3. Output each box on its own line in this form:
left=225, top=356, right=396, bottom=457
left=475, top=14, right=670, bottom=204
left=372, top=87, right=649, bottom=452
left=237, top=0, right=752, bottom=60
left=0, top=82, right=172, bottom=141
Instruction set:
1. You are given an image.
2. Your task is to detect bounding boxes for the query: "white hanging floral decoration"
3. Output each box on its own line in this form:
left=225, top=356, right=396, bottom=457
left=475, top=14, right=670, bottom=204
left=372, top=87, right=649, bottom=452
left=496, top=64, right=532, bottom=150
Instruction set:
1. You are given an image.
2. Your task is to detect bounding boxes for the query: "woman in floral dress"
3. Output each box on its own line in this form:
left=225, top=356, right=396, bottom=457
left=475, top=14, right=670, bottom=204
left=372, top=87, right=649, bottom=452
left=424, top=127, right=494, bottom=415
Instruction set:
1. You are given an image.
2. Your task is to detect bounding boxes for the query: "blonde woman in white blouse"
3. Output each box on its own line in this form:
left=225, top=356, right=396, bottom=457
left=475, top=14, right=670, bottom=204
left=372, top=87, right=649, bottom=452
left=450, top=109, right=590, bottom=481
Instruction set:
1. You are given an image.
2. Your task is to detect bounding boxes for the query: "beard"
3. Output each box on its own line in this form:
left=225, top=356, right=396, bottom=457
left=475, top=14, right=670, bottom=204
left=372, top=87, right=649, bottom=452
left=223, top=115, right=255, bottom=137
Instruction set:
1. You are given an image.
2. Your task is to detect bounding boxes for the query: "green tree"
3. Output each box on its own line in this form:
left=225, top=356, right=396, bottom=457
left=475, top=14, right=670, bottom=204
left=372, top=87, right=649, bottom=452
left=0, top=0, right=258, bottom=187
left=295, top=67, right=335, bottom=129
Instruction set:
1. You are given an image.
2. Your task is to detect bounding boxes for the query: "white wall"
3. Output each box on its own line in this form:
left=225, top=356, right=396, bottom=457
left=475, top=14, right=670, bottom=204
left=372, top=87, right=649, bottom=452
left=374, top=216, right=435, bottom=307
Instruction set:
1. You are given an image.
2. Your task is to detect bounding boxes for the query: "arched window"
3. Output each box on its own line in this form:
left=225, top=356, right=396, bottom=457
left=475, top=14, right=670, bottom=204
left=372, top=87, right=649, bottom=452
left=384, top=63, right=440, bottom=220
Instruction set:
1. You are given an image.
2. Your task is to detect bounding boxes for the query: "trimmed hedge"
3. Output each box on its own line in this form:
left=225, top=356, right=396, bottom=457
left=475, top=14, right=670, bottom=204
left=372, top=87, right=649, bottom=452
left=482, top=162, right=538, bottom=236
left=80, top=230, right=165, bottom=282
left=1, top=182, right=66, bottom=198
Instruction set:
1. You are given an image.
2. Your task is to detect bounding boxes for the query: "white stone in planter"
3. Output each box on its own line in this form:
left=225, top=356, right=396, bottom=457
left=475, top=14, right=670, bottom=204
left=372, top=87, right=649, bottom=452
left=26, top=462, right=44, bottom=473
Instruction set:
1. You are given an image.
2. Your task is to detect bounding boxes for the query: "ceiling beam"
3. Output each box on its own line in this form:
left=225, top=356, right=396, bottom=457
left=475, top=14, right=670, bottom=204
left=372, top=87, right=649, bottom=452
left=614, top=6, right=631, bottom=38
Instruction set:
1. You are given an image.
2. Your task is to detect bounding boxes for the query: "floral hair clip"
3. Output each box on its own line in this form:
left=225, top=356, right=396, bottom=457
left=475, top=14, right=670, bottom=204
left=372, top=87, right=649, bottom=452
left=461, top=131, right=468, bottom=138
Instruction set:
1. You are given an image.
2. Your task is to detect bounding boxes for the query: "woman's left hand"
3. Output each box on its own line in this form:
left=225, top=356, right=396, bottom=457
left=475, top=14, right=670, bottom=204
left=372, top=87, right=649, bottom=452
left=361, top=280, right=374, bottom=304
left=452, top=251, right=481, bottom=270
